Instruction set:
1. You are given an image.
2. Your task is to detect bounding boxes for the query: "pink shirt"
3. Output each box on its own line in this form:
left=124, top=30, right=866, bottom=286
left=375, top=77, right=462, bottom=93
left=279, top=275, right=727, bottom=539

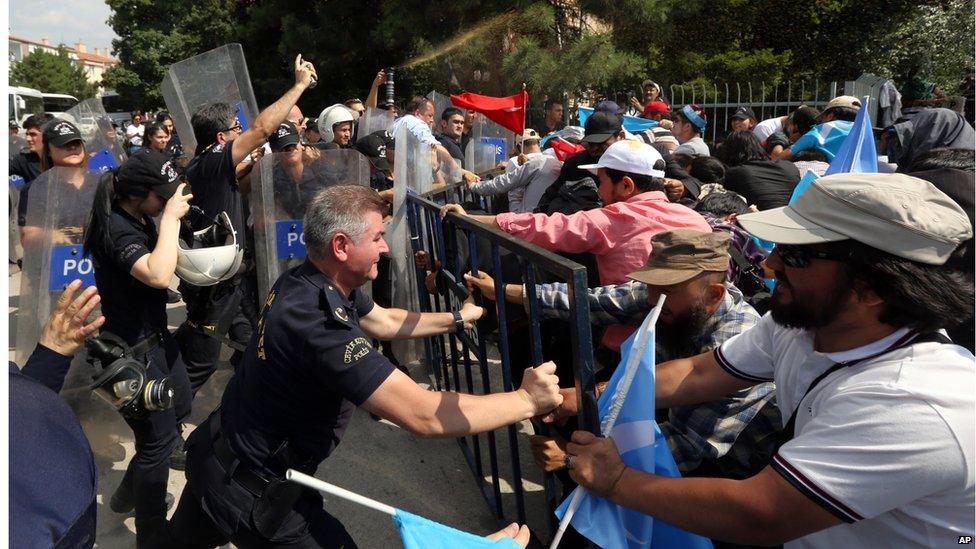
left=496, top=191, right=711, bottom=350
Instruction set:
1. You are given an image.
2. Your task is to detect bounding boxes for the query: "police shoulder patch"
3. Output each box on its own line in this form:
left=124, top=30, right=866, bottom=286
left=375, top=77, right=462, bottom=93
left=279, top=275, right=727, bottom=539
left=343, top=337, right=372, bottom=364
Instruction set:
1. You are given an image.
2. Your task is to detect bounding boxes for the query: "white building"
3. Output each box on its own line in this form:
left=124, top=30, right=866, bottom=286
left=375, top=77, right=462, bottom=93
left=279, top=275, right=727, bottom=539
left=8, top=35, right=119, bottom=88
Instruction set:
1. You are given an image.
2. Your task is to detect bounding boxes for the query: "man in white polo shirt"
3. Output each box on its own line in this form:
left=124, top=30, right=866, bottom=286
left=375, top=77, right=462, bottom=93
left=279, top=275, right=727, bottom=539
left=561, top=172, right=975, bottom=547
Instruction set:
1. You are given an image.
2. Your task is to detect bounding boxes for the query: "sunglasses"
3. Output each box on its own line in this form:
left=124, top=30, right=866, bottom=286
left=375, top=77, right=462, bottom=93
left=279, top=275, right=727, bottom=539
left=776, top=244, right=852, bottom=269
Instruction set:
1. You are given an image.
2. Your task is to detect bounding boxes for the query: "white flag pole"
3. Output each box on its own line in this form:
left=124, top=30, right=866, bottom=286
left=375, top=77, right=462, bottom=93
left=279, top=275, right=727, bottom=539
left=286, top=469, right=397, bottom=517
left=549, top=295, right=666, bottom=549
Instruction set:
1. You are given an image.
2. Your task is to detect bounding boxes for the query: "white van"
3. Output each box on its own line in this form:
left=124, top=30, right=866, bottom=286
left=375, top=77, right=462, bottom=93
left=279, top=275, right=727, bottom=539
left=42, top=93, right=80, bottom=116
left=8, top=87, right=44, bottom=129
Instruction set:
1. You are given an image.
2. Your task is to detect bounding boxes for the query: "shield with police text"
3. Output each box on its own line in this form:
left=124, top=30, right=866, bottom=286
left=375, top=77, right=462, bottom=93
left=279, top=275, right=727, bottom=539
left=357, top=106, right=395, bottom=139
left=161, top=43, right=259, bottom=157
left=15, top=167, right=101, bottom=366
left=62, top=98, right=127, bottom=173
left=464, top=112, right=515, bottom=174
left=251, top=148, right=371, bottom=301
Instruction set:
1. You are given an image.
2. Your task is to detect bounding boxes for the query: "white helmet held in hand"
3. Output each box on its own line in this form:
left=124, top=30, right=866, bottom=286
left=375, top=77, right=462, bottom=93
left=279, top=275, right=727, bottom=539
left=318, top=104, right=356, bottom=143
left=176, top=210, right=244, bottom=286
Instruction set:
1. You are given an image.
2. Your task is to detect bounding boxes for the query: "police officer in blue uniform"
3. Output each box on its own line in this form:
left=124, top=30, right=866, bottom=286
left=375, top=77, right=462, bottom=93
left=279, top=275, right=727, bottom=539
left=175, top=54, right=318, bottom=395
left=10, top=280, right=104, bottom=548
left=167, top=185, right=561, bottom=548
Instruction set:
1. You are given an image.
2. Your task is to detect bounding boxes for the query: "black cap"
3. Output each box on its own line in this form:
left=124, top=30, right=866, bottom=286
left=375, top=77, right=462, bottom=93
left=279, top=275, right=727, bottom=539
left=730, top=106, right=757, bottom=121
left=269, top=121, right=301, bottom=152
left=355, top=130, right=395, bottom=172
left=594, top=100, right=625, bottom=115
left=306, top=119, right=319, bottom=133
left=582, top=112, right=623, bottom=143
left=9, top=120, right=19, bottom=130
left=116, top=149, right=183, bottom=199
left=43, top=119, right=84, bottom=147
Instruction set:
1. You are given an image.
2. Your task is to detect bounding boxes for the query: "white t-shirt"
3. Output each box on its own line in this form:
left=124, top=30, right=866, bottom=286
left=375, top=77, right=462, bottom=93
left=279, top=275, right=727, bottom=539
left=716, top=315, right=975, bottom=548
left=126, top=123, right=145, bottom=147
left=753, top=116, right=784, bottom=145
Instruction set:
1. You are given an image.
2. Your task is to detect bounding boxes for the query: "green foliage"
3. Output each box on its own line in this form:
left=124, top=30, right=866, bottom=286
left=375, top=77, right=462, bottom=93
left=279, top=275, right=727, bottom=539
left=10, top=47, right=98, bottom=99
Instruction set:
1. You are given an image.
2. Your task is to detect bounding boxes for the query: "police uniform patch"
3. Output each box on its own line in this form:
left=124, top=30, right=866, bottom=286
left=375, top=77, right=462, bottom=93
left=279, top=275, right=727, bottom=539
left=343, top=337, right=372, bottom=364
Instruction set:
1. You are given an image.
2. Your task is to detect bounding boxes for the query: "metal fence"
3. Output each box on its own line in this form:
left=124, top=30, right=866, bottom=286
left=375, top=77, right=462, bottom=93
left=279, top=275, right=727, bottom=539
left=404, top=187, right=599, bottom=538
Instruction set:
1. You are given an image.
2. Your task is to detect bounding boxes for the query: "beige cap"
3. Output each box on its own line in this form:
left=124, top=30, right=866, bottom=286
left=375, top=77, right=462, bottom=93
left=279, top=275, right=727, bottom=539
left=824, top=95, right=861, bottom=111
left=516, top=128, right=541, bottom=144
left=627, top=230, right=730, bottom=286
left=736, top=173, right=972, bottom=265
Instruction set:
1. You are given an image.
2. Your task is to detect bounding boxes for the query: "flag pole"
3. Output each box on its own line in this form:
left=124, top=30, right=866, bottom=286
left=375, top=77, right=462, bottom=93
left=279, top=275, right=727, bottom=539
left=286, top=469, right=397, bottom=517
left=521, top=82, right=527, bottom=135
left=549, top=295, right=667, bottom=549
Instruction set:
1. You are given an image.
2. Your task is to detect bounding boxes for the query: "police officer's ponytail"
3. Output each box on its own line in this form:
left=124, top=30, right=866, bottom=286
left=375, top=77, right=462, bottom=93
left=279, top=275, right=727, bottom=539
left=83, top=170, right=119, bottom=262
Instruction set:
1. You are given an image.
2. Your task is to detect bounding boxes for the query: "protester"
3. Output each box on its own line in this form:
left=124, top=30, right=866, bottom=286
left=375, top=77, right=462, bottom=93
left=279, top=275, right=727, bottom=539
left=729, top=106, right=757, bottom=132
left=884, top=108, right=976, bottom=170
left=509, top=128, right=542, bottom=170
left=561, top=173, right=974, bottom=548
left=718, top=130, right=801, bottom=210
left=442, top=140, right=712, bottom=355
left=126, top=111, right=146, bottom=155
left=83, top=150, right=194, bottom=546
left=631, top=79, right=669, bottom=118
left=166, top=185, right=557, bottom=547
left=539, top=97, right=566, bottom=136
left=10, top=280, right=104, bottom=549
left=389, top=96, right=479, bottom=183
left=469, top=146, right=562, bottom=213
left=673, top=104, right=710, bottom=158
left=766, top=106, right=820, bottom=158
left=11, top=113, right=55, bottom=228
left=174, top=54, right=318, bottom=397
left=772, top=96, right=860, bottom=161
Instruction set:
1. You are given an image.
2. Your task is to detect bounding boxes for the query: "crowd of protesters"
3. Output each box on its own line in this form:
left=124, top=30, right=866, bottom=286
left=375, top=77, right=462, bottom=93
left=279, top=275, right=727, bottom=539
left=8, top=56, right=975, bottom=549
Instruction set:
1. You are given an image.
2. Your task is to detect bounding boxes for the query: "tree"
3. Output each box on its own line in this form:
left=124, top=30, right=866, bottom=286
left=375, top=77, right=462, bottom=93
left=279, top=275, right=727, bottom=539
left=10, top=47, right=98, bottom=99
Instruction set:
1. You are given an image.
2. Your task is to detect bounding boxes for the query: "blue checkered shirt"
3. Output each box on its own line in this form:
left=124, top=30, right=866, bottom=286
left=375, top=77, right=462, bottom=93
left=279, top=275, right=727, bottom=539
left=531, top=281, right=780, bottom=475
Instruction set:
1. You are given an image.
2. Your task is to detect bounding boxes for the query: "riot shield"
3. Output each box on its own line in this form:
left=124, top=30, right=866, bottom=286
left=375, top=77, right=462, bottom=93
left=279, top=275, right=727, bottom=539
left=64, top=98, right=127, bottom=172
left=251, top=148, right=371, bottom=300
left=426, top=90, right=452, bottom=121
left=357, top=107, right=395, bottom=138
left=9, top=134, right=28, bottom=265
left=162, top=43, right=259, bottom=157
left=15, top=167, right=101, bottom=366
left=464, top=112, right=516, bottom=174
left=9, top=134, right=27, bottom=160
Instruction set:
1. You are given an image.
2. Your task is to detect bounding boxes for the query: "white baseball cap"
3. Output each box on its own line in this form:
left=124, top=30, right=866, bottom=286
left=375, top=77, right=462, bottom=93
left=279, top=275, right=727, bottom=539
left=578, top=139, right=665, bottom=178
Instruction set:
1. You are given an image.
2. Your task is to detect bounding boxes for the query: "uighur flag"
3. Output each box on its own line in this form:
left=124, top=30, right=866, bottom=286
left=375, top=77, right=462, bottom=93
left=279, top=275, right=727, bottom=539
left=450, top=89, right=528, bottom=135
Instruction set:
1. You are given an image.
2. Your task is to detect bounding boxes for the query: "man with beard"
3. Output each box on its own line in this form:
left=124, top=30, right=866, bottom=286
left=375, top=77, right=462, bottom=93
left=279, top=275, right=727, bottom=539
left=466, top=229, right=775, bottom=478
left=559, top=173, right=974, bottom=548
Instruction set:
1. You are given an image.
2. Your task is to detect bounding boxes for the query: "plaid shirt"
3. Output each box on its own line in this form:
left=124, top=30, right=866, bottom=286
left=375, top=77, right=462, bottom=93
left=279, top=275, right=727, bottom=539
left=532, top=281, right=780, bottom=475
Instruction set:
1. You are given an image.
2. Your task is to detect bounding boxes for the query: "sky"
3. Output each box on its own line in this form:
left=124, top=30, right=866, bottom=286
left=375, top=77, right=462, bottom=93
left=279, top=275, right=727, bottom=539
left=9, top=0, right=119, bottom=54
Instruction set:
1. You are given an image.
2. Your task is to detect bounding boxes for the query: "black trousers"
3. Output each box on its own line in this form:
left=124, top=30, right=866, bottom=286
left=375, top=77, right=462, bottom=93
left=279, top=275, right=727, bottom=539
left=175, top=278, right=244, bottom=395
left=166, top=414, right=358, bottom=548
left=120, top=333, right=192, bottom=547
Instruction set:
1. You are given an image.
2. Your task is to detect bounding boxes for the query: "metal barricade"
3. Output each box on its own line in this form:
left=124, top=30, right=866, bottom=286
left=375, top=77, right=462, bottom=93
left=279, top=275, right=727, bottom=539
left=404, top=190, right=599, bottom=538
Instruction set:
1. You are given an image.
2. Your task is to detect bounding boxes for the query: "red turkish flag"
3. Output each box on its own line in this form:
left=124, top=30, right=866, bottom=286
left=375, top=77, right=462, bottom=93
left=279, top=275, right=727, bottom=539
left=450, top=89, right=528, bottom=135
left=548, top=137, right=584, bottom=161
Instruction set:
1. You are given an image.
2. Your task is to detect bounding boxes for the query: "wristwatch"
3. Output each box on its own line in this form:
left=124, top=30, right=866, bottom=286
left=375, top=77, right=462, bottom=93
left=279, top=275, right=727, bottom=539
left=452, top=310, right=465, bottom=333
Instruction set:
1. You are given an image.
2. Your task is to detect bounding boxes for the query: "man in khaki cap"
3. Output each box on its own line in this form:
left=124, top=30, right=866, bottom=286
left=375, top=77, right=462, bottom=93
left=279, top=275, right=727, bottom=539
left=561, top=172, right=975, bottom=548
left=467, top=229, right=777, bottom=478
left=772, top=94, right=862, bottom=162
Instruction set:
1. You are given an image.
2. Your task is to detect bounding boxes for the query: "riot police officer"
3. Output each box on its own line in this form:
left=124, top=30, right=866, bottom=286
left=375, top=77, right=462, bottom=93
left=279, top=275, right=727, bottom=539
left=167, top=185, right=562, bottom=547
left=174, top=54, right=318, bottom=396
left=83, top=150, right=194, bottom=546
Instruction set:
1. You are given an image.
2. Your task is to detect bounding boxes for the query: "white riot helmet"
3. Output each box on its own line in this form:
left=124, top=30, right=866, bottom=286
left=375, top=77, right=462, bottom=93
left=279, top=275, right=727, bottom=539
left=318, top=104, right=356, bottom=143
left=176, top=209, right=244, bottom=286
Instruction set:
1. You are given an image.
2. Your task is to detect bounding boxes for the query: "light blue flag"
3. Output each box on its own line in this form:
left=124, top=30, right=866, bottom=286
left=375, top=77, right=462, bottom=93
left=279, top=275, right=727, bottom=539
left=395, top=509, right=521, bottom=549
left=824, top=96, right=876, bottom=176
left=578, top=106, right=658, bottom=133
left=787, top=169, right=820, bottom=205
left=554, top=317, right=713, bottom=549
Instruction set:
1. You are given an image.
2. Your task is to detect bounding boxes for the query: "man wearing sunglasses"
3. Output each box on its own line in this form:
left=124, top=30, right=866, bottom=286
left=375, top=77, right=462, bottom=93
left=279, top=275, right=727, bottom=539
left=561, top=172, right=975, bottom=547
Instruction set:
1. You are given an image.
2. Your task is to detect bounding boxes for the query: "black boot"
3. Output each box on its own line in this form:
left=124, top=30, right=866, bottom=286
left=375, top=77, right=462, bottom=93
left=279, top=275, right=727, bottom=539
left=169, top=426, right=187, bottom=471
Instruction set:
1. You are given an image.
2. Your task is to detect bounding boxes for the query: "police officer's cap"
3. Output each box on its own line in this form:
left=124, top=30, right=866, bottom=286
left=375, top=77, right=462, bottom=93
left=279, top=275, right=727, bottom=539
left=43, top=119, right=84, bottom=147
left=116, top=150, right=184, bottom=199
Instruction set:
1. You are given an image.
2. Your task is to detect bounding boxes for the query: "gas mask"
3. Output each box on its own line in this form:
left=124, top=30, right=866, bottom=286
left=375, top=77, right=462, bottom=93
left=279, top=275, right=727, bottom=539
left=87, top=334, right=174, bottom=419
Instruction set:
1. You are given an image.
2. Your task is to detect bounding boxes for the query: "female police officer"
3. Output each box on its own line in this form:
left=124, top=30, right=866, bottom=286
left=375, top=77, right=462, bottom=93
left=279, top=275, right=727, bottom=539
left=83, top=149, right=194, bottom=546
left=166, top=185, right=558, bottom=547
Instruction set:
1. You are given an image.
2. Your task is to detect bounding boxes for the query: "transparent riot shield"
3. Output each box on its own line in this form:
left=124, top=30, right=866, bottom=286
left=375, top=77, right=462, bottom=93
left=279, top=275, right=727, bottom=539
left=63, top=98, right=127, bottom=172
left=162, top=43, right=259, bottom=157
left=9, top=134, right=27, bottom=160
left=464, top=112, right=516, bottom=174
left=9, top=134, right=28, bottom=265
left=15, top=167, right=101, bottom=366
left=251, top=148, right=371, bottom=300
left=357, top=107, right=395, bottom=138
left=426, top=90, right=452, bottom=120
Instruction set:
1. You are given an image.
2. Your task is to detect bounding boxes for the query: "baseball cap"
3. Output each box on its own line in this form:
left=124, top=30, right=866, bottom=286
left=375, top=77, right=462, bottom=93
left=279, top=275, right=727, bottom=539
left=594, top=100, right=625, bottom=115
left=627, top=230, right=731, bottom=286
left=43, top=119, right=84, bottom=147
left=736, top=173, right=972, bottom=265
left=679, top=104, right=707, bottom=132
left=516, top=128, right=541, bottom=145
left=578, top=139, right=665, bottom=178
left=559, top=126, right=585, bottom=144
left=730, top=106, right=757, bottom=121
left=355, top=130, right=395, bottom=173
left=582, top=112, right=623, bottom=144
left=642, top=101, right=670, bottom=116
left=824, top=95, right=861, bottom=111
left=269, top=121, right=301, bottom=152
left=116, top=149, right=184, bottom=199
